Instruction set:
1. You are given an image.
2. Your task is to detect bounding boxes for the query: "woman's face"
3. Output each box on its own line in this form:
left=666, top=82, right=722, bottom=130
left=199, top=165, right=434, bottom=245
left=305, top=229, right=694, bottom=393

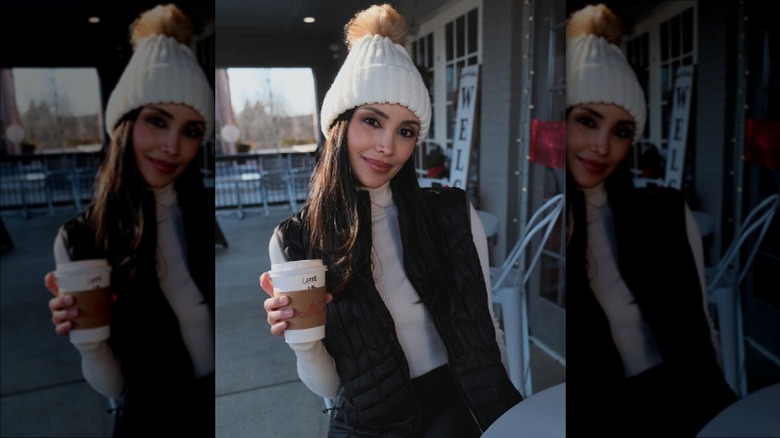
left=346, top=103, right=419, bottom=189
left=566, top=103, right=635, bottom=189
left=132, top=103, right=205, bottom=188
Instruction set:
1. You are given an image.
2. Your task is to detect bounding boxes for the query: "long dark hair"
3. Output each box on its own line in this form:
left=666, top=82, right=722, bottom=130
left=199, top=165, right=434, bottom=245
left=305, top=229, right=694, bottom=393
left=306, top=110, right=453, bottom=310
left=306, top=110, right=362, bottom=293
left=91, top=111, right=145, bottom=264
left=90, top=109, right=206, bottom=280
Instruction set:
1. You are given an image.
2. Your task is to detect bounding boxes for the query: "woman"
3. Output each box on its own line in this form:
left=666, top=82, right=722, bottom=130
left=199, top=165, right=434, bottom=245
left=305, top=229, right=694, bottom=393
left=44, top=4, right=215, bottom=437
left=260, top=4, right=522, bottom=437
left=565, top=4, right=737, bottom=436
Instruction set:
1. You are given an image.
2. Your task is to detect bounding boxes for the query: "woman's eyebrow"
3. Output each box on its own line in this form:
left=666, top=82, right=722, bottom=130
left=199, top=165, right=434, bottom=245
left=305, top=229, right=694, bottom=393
left=146, top=105, right=205, bottom=126
left=145, top=105, right=174, bottom=119
left=577, top=106, right=635, bottom=127
left=361, top=106, right=420, bottom=126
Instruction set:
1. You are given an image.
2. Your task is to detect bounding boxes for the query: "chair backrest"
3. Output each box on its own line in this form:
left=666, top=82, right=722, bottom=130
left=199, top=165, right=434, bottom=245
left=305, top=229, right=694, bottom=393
left=492, top=193, right=564, bottom=290
left=708, top=193, right=779, bottom=290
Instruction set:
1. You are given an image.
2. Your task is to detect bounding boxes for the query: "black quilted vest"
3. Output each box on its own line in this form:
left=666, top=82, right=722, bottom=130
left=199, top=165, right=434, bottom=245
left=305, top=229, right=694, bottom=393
left=59, top=184, right=215, bottom=433
left=276, top=187, right=522, bottom=436
left=567, top=186, right=737, bottom=436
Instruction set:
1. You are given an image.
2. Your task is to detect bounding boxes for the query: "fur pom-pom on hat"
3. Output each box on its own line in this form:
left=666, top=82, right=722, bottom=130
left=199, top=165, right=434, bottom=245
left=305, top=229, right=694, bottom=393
left=105, top=4, right=214, bottom=140
left=566, top=3, right=646, bottom=143
left=320, top=4, right=431, bottom=143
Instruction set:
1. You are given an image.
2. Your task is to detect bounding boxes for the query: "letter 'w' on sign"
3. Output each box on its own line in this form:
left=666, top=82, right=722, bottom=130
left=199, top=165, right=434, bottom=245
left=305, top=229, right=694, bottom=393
left=449, top=64, right=481, bottom=190
left=664, top=65, right=694, bottom=190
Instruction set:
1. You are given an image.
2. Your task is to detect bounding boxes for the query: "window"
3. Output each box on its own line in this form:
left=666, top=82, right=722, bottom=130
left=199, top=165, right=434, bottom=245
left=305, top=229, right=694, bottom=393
left=627, top=2, right=697, bottom=150
left=415, top=0, right=482, bottom=156
left=2, top=68, right=102, bottom=155
left=412, top=31, right=435, bottom=150
left=216, top=68, right=318, bottom=154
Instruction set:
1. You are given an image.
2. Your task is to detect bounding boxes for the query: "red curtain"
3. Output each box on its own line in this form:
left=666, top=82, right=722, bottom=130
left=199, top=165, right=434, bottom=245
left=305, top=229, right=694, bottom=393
left=745, top=119, right=780, bottom=169
left=529, top=118, right=565, bottom=169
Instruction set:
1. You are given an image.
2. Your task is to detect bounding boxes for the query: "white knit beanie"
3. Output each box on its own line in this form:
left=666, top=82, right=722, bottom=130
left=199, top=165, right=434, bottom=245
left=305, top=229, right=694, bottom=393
left=105, top=13, right=213, bottom=141
left=320, top=16, right=431, bottom=143
left=566, top=34, right=646, bottom=143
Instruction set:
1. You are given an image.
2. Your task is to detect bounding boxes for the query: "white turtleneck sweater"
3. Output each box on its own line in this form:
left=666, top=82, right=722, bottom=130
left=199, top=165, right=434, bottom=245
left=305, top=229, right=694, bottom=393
left=53, top=184, right=214, bottom=399
left=583, top=183, right=721, bottom=377
left=269, top=182, right=507, bottom=399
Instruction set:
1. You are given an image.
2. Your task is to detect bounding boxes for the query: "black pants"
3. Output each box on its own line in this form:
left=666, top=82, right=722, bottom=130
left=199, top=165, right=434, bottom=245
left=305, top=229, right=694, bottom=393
left=412, top=365, right=480, bottom=438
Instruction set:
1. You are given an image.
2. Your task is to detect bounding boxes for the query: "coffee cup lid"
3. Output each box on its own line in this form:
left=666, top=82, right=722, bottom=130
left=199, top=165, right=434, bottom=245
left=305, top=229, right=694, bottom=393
left=56, top=259, right=110, bottom=273
left=270, top=259, right=326, bottom=273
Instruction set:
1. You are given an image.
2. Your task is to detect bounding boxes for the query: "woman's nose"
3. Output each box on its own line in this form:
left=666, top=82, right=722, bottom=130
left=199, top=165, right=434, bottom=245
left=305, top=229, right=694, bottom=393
left=161, top=132, right=181, bottom=155
left=590, top=129, right=610, bottom=155
left=376, top=131, right=395, bottom=155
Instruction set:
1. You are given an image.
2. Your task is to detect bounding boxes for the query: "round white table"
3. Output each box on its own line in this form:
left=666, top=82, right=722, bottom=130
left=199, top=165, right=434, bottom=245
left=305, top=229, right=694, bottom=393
left=482, top=382, right=566, bottom=438
left=697, top=382, right=780, bottom=437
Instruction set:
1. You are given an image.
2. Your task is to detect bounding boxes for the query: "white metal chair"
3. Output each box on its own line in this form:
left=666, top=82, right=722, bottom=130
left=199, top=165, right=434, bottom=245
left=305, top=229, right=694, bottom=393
left=705, top=193, right=779, bottom=398
left=489, top=193, right=564, bottom=397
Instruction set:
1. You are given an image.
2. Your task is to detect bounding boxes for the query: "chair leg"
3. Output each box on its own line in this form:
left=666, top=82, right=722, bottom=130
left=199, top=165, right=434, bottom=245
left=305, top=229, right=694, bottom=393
left=711, top=285, right=740, bottom=394
left=496, top=285, right=524, bottom=396
left=520, top=287, right=533, bottom=397
left=735, top=293, right=748, bottom=397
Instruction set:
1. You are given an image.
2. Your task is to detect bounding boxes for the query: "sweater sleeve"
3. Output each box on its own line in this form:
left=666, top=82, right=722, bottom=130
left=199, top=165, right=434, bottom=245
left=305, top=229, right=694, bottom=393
left=469, top=204, right=510, bottom=373
left=268, top=232, right=341, bottom=399
left=684, top=205, right=725, bottom=369
left=53, top=231, right=124, bottom=399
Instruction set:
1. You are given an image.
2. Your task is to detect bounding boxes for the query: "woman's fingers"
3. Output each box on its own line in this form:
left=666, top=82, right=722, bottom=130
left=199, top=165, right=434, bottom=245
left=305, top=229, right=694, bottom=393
left=44, top=271, right=59, bottom=297
left=50, top=300, right=78, bottom=324
left=54, top=320, right=73, bottom=337
left=48, top=294, right=74, bottom=312
left=270, top=320, right=288, bottom=337
left=263, top=295, right=292, bottom=337
left=259, top=272, right=274, bottom=297
left=49, top=295, right=77, bottom=337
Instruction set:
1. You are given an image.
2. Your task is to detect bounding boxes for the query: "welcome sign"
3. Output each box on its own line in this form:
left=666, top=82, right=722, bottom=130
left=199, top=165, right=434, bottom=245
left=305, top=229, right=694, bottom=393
left=449, top=64, right=481, bottom=190
left=665, top=65, right=695, bottom=189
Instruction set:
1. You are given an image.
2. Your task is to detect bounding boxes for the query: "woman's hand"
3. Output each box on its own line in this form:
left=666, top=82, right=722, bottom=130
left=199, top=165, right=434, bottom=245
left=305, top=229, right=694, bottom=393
left=45, top=271, right=78, bottom=337
left=260, top=271, right=333, bottom=337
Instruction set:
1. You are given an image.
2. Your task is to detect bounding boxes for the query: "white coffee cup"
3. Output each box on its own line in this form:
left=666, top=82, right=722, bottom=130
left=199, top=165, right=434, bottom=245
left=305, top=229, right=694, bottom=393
left=268, top=259, right=328, bottom=343
left=55, top=259, right=112, bottom=343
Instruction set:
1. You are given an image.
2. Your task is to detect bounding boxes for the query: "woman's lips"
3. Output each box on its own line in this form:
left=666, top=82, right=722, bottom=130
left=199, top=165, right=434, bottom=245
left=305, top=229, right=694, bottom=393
left=579, top=157, right=608, bottom=174
left=363, top=157, right=392, bottom=172
left=148, top=157, right=177, bottom=174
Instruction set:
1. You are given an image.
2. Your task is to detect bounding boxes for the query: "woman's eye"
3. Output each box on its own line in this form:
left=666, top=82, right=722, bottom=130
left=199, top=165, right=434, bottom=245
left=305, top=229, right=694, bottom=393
left=614, top=126, right=634, bottom=139
left=148, top=116, right=165, bottom=128
left=184, top=126, right=204, bottom=139
left=399, top=128, right=416, bottom=138
left=576, top=116, right=596, bottom=128
left=362, top=117, right=380, bottom=127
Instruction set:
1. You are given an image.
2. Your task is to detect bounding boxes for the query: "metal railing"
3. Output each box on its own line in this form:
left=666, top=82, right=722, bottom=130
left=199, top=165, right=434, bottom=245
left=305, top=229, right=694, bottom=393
left=0, top=152, right=102, bottom=218
left=213, top=151, right=315, bottom=217
left=0, top=150, right=317, bottom=218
